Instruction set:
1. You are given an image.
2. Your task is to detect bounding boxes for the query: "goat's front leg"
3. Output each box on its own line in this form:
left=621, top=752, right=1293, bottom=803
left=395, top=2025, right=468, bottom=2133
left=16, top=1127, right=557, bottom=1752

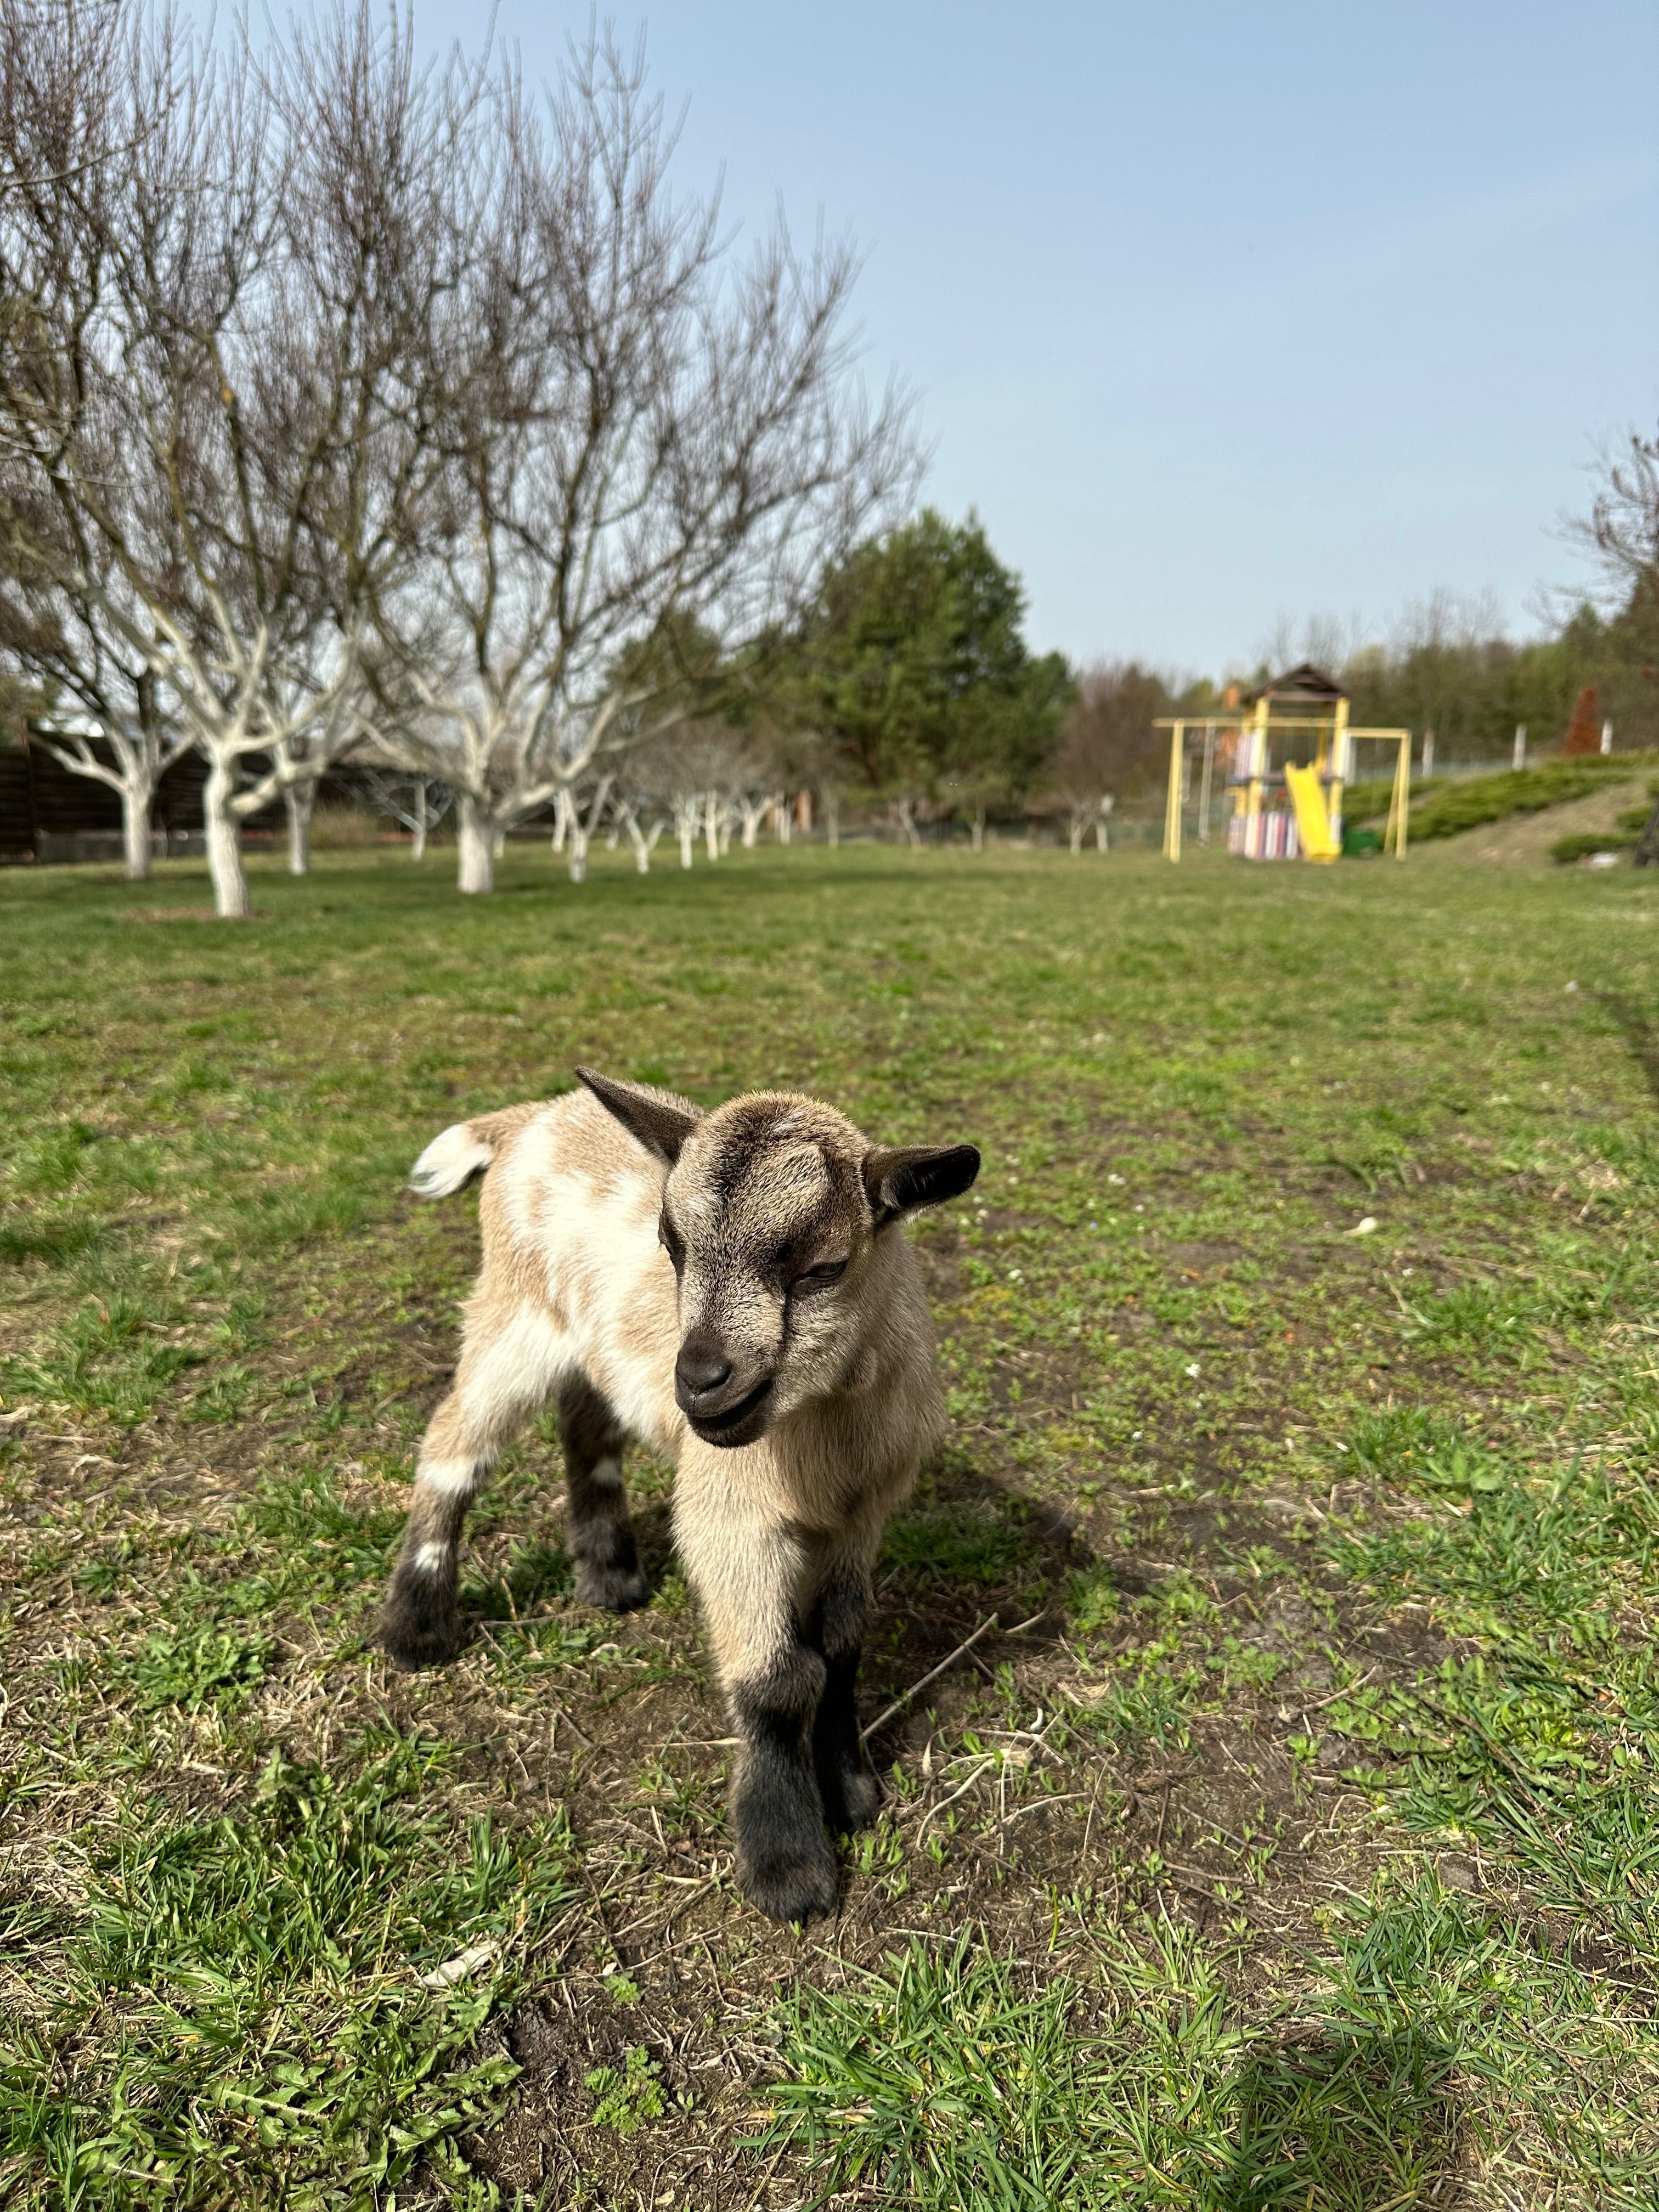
left=678, top=1501, right=836, bottom=1923
left=804, top=1553, right=882, bottom=1834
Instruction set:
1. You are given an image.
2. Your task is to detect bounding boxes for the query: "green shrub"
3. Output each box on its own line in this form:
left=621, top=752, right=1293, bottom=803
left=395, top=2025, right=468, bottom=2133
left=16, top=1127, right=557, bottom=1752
left=1550, top=832, right=1631, bottom=866
left=1347, top=753, right=1657, bottom=843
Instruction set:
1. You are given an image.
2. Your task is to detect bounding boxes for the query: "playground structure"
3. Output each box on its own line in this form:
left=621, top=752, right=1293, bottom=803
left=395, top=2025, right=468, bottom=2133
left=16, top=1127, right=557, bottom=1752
left=1158, top=665, right=1412, bottom=863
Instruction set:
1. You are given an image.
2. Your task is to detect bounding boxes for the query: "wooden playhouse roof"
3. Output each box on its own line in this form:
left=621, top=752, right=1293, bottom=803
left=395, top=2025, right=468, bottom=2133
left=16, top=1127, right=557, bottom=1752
left=1250, top=662, right=1348, bottom=705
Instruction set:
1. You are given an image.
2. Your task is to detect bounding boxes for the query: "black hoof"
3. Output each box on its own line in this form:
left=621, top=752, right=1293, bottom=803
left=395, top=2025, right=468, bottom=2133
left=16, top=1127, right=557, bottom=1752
left=380, top=1586, right=461, bottom=1672
left=738, top=1844, right=839, bottom=1925
left=821, top=1761, right=883, bottom=1835
left=575, top=1560, right=651, bottom=1613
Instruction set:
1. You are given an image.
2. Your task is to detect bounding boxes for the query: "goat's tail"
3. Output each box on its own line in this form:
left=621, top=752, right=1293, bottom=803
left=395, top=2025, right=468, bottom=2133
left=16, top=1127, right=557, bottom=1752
left=409, top=1120, right=496, bottom=1199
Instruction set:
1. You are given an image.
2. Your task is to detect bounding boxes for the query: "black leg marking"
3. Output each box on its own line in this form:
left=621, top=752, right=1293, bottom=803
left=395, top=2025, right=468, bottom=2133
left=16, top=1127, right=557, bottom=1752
left=380, top=1487, right=468, bottom=1671
left=558, top=1375, right=648, bottom=1612
left=730, top=1637, right=837, bottom=1923
left=806, top=1568, right=882, bottom=1833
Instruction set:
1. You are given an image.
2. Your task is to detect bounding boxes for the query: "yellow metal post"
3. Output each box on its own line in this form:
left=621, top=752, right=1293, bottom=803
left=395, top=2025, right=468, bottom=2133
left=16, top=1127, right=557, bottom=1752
left=1246, top=695, right=1268, bottom=856
left=1329, top=696, right=1349, bottom=857
left=1163, top=721, right=1184, bottom=861
left=1383, top=730, right=1411, bottom=857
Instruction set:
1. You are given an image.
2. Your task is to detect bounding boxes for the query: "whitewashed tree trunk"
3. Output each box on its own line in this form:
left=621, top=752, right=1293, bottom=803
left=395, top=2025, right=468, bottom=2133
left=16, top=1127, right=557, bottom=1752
left=821, top=788, right=840, bottom=849
left=411, top=780, right=427, bottom=861
left=1068, top=814, right=1085, bottom=854
left=776, top=793, right=792, bottom=846
left=550, top=788, right=573, bottom=854
left=895, top=795, right=921, bottom=848
left=738, top=796, right=766, bottom=848
left=970, top=806, right=985, bottom=852
left=40, top=726, right=181, bottom=883
left=123, top=784, right=156, bottom=880
left=675, top=794, right=698, bottom=868
left=618, top=805, right=664, bottom=873
left=568, top=819, right=590, bottom=882
left=284, top=783, right=314, bottom=875
left=456, top=794, right=495, bottom=894
left=703, top=789, right=721, bottom=861
left=203, top=759, right=252, bottom=918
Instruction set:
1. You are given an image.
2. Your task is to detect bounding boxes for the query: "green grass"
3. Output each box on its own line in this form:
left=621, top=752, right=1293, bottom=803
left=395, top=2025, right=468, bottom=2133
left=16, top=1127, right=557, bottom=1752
left=4, top=840, right=1659, bottom=2205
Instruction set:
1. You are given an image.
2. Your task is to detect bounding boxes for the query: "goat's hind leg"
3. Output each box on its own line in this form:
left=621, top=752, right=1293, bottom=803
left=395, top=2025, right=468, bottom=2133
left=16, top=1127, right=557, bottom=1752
left=558, top=1374, right=648, bottom=1611
left=381, top=1302, right=568, bottom=1671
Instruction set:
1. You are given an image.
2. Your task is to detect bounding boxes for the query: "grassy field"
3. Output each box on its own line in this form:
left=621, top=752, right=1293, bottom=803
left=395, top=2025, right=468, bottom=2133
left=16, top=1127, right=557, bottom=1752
left=3, top=840, right=1659, bottom=2210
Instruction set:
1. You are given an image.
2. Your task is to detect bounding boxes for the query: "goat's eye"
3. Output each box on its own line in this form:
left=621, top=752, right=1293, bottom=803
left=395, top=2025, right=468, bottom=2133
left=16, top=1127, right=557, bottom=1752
left=794, top=1257, right=848, bottom=1291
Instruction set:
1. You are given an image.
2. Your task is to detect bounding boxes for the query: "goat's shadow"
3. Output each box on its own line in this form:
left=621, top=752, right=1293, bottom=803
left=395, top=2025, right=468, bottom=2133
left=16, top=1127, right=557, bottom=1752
left=452, top=1441, right=1098, bottom=1722
left=1207, top=2027, right=1466, bottom=2210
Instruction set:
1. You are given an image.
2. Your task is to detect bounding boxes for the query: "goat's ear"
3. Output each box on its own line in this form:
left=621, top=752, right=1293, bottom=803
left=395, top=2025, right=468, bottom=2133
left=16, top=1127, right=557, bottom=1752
left=574, top=1068, right=703, bottom=1166
left=862, top=1142, right=980, bottom=1228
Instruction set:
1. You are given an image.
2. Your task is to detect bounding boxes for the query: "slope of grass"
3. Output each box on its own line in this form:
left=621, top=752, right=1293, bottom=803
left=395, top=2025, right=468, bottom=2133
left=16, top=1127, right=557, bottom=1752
left=4, top=842, right=1659, bottom=2207
left=1346, top=751, right=1655, bottom=843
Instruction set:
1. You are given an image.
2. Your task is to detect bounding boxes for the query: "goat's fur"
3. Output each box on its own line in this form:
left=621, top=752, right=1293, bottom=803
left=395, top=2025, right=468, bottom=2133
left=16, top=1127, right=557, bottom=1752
left=381, top=1071, right=980, bottom=1922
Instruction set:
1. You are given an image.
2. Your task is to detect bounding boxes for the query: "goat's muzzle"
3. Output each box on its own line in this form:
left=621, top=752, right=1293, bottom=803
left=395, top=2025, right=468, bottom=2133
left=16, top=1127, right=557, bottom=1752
left=675, top=1336, right=774, bottom=1447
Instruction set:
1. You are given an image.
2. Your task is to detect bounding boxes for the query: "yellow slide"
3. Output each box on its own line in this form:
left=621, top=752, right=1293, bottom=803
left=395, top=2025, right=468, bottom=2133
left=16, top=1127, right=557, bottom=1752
left=1283, top=761, right=1340, bottom=863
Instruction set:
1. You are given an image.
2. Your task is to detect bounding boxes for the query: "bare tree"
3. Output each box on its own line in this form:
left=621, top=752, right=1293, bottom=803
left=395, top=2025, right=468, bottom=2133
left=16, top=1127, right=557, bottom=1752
left=0, top=0, right=469, bottom=914
left=1579, top=426, right=1659, bottom=627
left=373, top=32, right=917, bottom=895
left=0, top=556, right=189, bottom=875
left=1049, top=660, right=1166, bottom=844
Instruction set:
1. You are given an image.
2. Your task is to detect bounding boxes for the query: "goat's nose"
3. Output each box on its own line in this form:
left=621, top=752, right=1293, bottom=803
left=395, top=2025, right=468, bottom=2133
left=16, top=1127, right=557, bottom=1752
left=675, top=1342, right=733, bottom=1401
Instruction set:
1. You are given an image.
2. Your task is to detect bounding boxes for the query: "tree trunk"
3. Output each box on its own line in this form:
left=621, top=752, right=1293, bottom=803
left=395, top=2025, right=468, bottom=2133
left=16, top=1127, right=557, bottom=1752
left=895, top=795, right=920, bottom=848
left=703, top=789, right=721, bottom=861
left=776, top=794, right=792, bottom=846
left=203, top=759, right=252, bottom=918
left=122, top=779, right=155, bottom=881
left=456, top=794, right=495, bottom=894
left=1095, top=815, right=1110, bottom=853
left=970, top=806, right=985, bottom=852
left=411, top=780, right=427, bottom=861
left=822, top=789, right=840, bottom=850
left=568, top=820, right=589, bottom=883
left=284, top=783, right=314, bottom=876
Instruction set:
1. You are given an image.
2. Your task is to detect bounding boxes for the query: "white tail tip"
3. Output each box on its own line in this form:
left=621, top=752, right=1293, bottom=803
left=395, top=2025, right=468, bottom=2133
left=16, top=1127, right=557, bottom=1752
left=410, top=1122, right=494, bottom=1198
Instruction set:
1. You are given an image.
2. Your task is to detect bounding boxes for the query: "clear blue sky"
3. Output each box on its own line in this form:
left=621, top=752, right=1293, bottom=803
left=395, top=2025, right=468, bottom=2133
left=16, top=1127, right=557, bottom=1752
left=420, top=1, right=1657, bottom=678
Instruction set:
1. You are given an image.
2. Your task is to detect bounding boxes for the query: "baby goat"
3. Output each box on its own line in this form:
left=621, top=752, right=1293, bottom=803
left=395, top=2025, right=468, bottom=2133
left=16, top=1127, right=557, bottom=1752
left=381, top=1070, right=979, bottom=1923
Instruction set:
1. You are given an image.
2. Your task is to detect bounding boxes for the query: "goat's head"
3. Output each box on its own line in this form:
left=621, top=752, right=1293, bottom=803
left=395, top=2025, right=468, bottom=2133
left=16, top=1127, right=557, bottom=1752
left=575, top=1068, right=979, bottom=1446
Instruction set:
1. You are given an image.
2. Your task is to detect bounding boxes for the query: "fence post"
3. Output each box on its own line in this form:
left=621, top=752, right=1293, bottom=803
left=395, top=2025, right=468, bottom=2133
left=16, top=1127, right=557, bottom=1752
left=1601, top=720, right=1613, bottom=756
left=1513, top=724, right=1527, bottom=771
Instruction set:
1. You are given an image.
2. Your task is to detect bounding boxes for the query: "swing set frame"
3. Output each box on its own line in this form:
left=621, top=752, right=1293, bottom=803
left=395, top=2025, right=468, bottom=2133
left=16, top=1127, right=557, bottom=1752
left=1157, top=689, right=1412, bottom=864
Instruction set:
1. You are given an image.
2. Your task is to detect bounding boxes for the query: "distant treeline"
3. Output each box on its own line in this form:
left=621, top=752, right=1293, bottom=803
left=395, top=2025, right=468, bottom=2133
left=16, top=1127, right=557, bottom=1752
left=1338, top=596, right=1657, bottom=763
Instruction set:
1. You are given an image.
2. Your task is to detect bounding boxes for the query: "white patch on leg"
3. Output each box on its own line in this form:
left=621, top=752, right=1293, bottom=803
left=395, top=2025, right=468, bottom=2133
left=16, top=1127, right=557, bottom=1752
left=413, top=1541, right=451, bottom=1573
left=417, top=1458, right=476, bottom=1498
